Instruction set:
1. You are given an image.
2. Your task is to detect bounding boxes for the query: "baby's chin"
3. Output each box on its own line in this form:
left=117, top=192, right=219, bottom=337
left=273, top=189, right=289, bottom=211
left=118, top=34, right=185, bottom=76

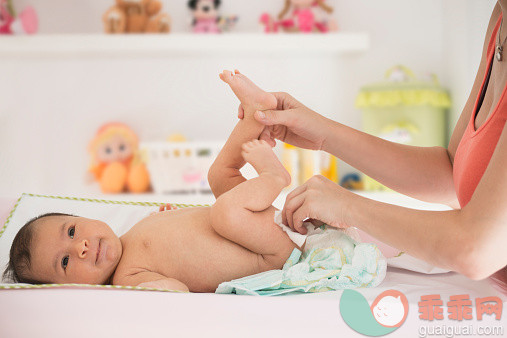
left=99, top=239, right=123, bottom=284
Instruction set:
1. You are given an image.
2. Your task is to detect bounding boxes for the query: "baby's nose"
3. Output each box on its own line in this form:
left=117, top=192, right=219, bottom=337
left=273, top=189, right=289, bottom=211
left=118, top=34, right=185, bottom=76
left=75, top=239, right=89, bottom=259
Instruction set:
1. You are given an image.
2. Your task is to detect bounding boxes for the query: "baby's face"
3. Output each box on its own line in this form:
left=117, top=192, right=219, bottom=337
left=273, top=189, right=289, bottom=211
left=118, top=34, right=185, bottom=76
left=29, top=215, right=122, bottom=284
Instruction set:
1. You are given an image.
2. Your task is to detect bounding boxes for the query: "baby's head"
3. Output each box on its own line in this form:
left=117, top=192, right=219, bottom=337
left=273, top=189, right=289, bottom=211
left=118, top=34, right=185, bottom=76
left=3, top=213, right=122, bottom=285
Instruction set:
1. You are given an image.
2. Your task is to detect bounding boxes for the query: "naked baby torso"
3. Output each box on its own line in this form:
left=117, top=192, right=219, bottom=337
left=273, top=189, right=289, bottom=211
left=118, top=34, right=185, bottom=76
left=113, top=207, right=267, bottom=292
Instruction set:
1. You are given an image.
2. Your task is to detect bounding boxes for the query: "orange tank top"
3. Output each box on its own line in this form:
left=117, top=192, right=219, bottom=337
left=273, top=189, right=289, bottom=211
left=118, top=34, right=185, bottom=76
left=454, top=15, right=507, bottom=208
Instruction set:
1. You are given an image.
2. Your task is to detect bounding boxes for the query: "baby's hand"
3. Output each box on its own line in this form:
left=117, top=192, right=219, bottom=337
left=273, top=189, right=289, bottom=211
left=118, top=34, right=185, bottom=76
left=159, top=203, right=178, bottom=212
left=149, top=203, right=178, bottom=216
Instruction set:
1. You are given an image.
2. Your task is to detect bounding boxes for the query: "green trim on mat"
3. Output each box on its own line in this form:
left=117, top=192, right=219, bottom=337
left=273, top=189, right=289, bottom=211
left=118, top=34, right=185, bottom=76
left=0, top=192, right=209, bottom=292
left=0, top=195, right=23, bottom=240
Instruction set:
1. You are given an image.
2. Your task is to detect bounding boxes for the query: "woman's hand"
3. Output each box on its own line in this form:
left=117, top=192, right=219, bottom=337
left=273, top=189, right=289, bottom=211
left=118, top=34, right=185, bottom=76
left=238, top=92, right=329, bottom=151
left=282, top=175, right=353, bottom=234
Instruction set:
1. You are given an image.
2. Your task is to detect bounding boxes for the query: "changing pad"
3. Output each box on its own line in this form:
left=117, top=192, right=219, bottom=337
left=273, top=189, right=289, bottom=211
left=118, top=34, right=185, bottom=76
left=0, top=193, right=453, bottom=293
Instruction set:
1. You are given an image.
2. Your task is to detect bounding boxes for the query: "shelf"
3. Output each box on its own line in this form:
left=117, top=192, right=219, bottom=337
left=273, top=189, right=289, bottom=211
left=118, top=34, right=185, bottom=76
left=0, top=33, right=369, bottom=57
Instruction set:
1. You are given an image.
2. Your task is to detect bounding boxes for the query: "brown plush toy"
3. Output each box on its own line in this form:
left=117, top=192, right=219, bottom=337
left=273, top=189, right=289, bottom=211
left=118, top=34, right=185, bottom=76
left=103, top=0, right=171, bottom=34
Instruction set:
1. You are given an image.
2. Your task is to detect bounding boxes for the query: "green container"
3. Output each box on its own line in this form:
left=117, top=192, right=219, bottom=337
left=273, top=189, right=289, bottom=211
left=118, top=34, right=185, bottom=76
left=355, top=66, right=451, bottom=190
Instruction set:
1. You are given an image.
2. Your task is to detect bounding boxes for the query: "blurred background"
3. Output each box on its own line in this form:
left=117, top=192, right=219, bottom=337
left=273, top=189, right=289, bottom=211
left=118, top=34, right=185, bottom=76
left=0, top=0, right=497, bottom=202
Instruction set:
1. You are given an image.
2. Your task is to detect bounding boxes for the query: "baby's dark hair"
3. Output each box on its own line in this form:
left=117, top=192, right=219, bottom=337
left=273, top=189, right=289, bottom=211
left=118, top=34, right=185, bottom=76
left=2, top=212, right=76, bottom=284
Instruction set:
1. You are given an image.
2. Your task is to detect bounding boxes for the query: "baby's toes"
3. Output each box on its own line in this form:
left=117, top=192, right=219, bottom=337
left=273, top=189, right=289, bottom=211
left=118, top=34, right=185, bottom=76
left=219, top=70, right=234, bottom=83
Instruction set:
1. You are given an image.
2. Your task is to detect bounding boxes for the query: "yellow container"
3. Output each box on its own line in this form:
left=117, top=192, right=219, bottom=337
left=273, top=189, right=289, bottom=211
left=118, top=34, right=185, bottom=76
left=355, top=66, right=451, bottom=191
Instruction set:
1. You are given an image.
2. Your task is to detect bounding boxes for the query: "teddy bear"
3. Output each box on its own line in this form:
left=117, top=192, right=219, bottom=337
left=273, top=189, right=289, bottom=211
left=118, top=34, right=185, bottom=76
left=103, top=0, right=171, bottom=34
left=88, top=123, right=151, bottom=194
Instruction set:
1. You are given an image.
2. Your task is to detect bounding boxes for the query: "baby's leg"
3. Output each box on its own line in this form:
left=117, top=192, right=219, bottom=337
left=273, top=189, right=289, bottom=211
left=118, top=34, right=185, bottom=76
left=210, top=140, right=294, bottom=268
left=209, top=71, right=278, bottom=198
left=236, top=139, right=291, bottom=211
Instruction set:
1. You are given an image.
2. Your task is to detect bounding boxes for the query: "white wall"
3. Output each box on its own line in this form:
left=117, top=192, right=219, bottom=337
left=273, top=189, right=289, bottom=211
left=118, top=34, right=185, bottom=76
left=443, top=0, right=497, bottom=131
left=0, top=0, right=496, bottom=197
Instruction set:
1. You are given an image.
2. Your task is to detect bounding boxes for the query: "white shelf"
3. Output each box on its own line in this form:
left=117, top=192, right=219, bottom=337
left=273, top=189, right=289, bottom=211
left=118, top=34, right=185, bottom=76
left=0, top=33, right=369, bottom=57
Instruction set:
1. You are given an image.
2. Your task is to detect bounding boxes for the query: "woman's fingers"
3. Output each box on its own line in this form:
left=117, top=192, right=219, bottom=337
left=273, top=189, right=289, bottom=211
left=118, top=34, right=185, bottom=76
left=292, top=206, right=309, bottom=235
left=309, top=219, right=325, bottom=227
left=254, top=109, right=295, bottom=128
left=258, top=128, right=276, bottom=147
left=283, top=193, right=306, bottom=232
left=282, top=184, right=307, bottom=226
left=271, top=91, right=298, bottom=110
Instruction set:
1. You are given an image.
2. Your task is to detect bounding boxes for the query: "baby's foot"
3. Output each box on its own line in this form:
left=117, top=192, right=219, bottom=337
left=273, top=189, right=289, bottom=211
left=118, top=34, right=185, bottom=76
left=219, top=70, right=277, bottom=114
left=241, top=140, right=291, bottom=187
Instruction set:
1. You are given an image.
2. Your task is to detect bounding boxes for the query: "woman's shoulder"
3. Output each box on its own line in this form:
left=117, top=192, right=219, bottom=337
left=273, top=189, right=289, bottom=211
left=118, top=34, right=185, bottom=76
left=448, top=3, right=502, bottom=162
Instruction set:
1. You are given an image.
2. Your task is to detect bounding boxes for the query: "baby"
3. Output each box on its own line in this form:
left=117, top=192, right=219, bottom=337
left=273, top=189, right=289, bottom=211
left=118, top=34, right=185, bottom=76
left=3, top=71, right=298, bottom=293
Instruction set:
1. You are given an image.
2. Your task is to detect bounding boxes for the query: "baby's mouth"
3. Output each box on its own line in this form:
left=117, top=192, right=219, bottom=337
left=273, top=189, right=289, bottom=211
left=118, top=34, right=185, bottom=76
left=95, top=240, right=101, bottom=264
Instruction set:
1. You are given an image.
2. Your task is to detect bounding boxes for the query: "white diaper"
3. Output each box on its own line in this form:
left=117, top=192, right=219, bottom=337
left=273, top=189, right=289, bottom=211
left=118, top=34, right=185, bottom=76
left=273, top=210, right=361, bottom=251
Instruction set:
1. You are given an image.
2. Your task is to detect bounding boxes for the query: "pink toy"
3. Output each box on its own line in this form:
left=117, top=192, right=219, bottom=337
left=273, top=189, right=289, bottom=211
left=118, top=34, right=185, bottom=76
left=188, top=0, right=237, bottom=33
left=260, top=0, right=337, bottom=34
left=194, top=17, right=220, bottom=34
left=0, top=0, right=38, bottom=35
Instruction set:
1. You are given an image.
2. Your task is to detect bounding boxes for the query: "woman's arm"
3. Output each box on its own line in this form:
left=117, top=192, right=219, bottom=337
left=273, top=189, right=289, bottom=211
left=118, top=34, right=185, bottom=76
left=321, top=120, right=458, bottom=207
left=248, top=6, right=502, bottom=208
left=326, top=4, right=501, bottom=206
left=253, top=100, right=459, bottom=207
left=283, top=125, right=507, bottom=280
left=350, top=124, right=507, bottom=280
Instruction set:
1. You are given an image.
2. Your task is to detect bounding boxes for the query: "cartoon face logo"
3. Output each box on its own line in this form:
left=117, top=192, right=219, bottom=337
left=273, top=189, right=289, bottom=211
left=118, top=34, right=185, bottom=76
left=371, top=290, right=409, bottom=327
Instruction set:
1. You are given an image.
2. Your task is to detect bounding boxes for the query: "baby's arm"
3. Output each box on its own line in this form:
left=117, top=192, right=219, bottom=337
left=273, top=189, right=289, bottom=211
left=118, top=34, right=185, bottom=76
left=117, top=271, right=189, bottom=292
left=208, top=70, right=278, bottom=198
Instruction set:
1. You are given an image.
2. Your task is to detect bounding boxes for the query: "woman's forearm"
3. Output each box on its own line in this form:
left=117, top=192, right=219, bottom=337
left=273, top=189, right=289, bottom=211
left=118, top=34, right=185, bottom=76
left=345, top=192, right=471, bottom=276
left=321, top=118, right=458, bottom=207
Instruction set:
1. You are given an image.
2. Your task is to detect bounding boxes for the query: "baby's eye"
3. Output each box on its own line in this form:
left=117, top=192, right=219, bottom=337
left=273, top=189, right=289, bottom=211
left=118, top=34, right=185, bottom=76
left=61, top=256, right=69, bottom=270
left=68, top=226, right=75, bottom=239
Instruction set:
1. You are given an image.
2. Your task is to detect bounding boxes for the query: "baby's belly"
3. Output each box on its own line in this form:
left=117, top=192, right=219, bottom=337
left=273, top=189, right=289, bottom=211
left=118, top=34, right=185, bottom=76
left=137, top=210, right=270, bottom=292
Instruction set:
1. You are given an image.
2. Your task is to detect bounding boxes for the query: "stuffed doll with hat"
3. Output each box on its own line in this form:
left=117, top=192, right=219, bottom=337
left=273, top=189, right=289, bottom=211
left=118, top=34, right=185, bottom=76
left=88, top=123, right=151, bottom=194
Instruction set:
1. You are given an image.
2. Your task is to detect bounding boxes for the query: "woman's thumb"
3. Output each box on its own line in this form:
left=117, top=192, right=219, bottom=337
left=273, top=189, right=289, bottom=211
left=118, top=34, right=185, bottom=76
left=255, top=109, right=288, bottom=126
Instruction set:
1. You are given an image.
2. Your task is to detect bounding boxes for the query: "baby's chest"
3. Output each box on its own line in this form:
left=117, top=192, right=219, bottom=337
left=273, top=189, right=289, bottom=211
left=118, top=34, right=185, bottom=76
left=121, top=218, right=222, bottom=274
